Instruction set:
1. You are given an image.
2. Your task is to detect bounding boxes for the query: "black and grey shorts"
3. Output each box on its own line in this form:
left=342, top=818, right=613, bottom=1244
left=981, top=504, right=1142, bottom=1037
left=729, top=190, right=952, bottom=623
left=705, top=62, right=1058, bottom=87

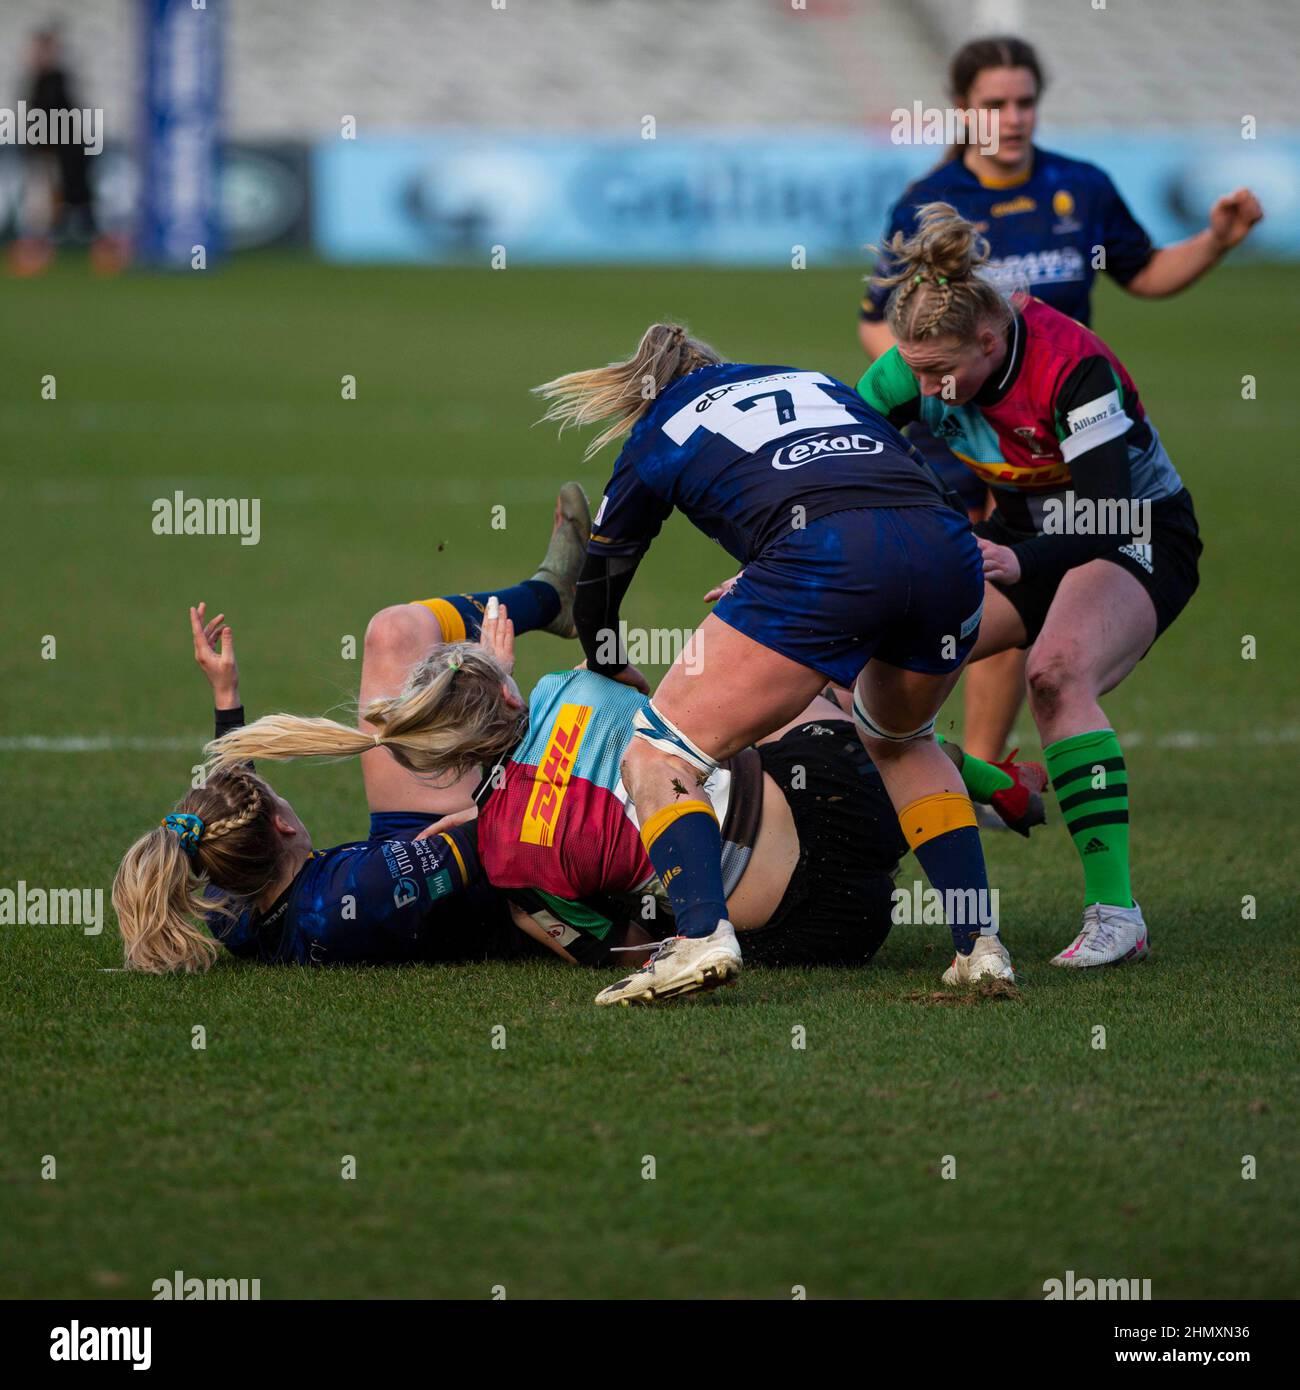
left=976, top=487, right=1202, bottom=647
left=735, top=719, right=905, bottom=967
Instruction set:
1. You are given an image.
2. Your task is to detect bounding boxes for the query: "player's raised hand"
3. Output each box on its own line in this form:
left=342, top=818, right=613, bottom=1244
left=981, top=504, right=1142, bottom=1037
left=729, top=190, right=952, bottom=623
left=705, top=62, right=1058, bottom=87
left=1209, top=188, right=1263, bottom=251
left=703, top=570, right=744, bottom=603
left=977, top=537, right=1020, bottom=586
left=477, top=597, right=516, bottom=675
left=190, top=602, right=239, bottom=707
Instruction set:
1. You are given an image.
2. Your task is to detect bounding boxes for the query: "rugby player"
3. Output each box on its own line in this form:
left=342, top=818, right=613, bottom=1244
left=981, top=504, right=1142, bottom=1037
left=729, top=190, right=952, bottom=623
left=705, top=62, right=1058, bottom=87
left=201, top=618, right=1045, bottom=992
left=529, top=323, right=1012, bottom=999
left=438, top=668, right=1048, bottom=994
left=858, top=34, right=1262, bottom=775
left=110, top=489, right=591, bottom=972
left=858, top=203, right=1202, bottom=967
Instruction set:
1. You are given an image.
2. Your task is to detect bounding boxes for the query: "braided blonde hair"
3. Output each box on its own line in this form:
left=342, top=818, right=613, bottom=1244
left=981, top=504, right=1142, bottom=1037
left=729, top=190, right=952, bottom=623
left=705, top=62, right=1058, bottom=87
left=533, top=321, right=724, bottom=458
left=871, top=201, right=1012, bottom=344
left=112, top=768, right=285, bottom=974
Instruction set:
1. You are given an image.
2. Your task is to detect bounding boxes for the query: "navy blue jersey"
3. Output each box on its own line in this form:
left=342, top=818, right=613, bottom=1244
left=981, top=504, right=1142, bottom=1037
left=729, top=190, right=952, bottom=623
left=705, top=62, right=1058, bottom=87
left=589, top=363, right=942, bottom=566
left=209, top=822, right=514, bottom=965
left=861, top=147, right=1154, bottom=327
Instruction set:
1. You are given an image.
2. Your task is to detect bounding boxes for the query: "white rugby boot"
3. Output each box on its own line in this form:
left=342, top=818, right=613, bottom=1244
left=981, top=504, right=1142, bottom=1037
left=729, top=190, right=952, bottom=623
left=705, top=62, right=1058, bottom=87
left=942, top=932, right=1016, bottom=986
left=594, top=921, right=742, bottom=1006
left=1050, top=901, right=1148, bottom=968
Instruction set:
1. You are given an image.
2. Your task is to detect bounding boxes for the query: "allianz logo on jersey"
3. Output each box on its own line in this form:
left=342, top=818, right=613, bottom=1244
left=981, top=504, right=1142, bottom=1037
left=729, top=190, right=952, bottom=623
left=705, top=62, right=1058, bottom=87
left=771, top=431, right=884, bottom=469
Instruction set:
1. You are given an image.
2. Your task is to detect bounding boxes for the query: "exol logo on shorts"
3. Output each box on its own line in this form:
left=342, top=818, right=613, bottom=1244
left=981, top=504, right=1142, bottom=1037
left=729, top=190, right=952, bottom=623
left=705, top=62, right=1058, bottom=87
left=771, top=430, right=885, bottom=470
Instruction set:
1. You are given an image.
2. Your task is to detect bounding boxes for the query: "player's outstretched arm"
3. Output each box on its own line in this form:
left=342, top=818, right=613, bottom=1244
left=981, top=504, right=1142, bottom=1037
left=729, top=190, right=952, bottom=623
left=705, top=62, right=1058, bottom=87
left=1125, top=188, right=1263, bottom=297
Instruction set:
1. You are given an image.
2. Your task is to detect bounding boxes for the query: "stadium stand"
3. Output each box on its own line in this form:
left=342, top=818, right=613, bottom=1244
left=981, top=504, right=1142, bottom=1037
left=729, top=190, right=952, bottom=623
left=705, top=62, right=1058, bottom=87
left=0, top=0, right=1293, bottom=136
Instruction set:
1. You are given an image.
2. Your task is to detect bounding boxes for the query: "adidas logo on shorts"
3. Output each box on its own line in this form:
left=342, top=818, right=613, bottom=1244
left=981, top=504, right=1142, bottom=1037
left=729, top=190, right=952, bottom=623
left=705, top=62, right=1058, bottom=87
left=1117, top=541, right=1154, bottom=573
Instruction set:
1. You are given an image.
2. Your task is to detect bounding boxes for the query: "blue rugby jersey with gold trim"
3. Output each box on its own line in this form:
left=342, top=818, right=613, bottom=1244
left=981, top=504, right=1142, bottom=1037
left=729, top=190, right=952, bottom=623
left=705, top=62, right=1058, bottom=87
left=209, top=824, right=504, bottom=965
left=861, top=147, right=1154, bottom=328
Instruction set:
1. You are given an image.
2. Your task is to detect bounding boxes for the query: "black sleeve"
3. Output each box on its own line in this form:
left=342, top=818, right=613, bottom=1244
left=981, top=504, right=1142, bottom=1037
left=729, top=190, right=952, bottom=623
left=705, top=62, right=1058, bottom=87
left=1010, top=357, right=1135, bottom=584
left=214, top=704, right=246, bottom=740
left=212, top=703, right=255, bottom=772
left=573, top=552, right=641, bottom=675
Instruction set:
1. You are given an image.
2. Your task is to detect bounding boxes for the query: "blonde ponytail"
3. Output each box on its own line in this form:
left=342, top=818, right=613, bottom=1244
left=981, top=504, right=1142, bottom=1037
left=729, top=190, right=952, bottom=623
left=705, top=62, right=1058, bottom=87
left=204, top=641, right=525, bottom=786
left=112, top=768, right=283, bottom=974
left=871, top=201, right=1012, bottom=343
left=533, top=321, right=724, bottom=458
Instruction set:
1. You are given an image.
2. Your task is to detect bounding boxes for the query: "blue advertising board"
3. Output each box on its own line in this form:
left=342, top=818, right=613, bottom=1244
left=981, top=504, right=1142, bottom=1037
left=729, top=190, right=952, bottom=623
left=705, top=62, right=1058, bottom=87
left=313, top=127, right=1300, bottom=266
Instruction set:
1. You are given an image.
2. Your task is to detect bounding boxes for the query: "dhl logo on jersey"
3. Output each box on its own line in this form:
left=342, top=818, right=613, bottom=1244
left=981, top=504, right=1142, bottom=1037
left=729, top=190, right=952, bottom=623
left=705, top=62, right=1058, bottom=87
left=954, top=450, right=1072, bottom=491
left=519, top=703, right=592, bottom=847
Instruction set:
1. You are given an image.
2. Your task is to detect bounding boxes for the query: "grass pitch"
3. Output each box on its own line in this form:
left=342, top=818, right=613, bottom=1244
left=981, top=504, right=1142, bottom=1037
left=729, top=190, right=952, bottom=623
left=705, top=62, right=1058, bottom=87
left=1, top=257, right=1297, bottom=1298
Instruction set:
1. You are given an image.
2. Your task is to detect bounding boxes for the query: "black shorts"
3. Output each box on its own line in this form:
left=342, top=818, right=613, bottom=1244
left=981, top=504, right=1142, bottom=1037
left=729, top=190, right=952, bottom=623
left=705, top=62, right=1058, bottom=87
left=976, top=487, right=1202, bottom=647
left=734, top=720, right=905, bottom=967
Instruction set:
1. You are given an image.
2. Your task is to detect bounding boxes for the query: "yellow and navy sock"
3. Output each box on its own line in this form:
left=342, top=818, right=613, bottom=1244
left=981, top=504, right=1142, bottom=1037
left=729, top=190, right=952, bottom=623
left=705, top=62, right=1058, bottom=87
left=936, top=733, right=1014, bottom=803
left=640, top=801, right=727, bottom=939
left=415, top=581, right=559, bottom=642
left=899, top=791, right=991, bottom=955
left=1044, top=728, right=1133, bottom=908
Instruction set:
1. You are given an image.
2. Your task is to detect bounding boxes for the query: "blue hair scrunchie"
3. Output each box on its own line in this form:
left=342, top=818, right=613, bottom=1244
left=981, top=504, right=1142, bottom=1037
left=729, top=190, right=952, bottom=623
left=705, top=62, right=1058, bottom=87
left=162, top=812, right=205, bottom=857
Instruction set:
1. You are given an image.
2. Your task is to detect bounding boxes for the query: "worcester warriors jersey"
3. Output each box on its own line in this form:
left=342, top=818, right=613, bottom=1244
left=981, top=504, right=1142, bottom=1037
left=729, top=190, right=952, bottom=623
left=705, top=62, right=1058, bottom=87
left=588, top=363, right=943, bottom=566
left=209, top=825, right=496, bottom=965
left=861, top=148, right=1154, bottom=328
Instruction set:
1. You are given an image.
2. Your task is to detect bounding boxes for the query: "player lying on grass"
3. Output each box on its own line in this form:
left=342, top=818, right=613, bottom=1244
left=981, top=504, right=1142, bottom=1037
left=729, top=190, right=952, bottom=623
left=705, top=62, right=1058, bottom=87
left=202, top=607, right=1043, bottom=985
left=110, top=490, right=592, bottom=972
left=858, top=202, right=1203, bottom=968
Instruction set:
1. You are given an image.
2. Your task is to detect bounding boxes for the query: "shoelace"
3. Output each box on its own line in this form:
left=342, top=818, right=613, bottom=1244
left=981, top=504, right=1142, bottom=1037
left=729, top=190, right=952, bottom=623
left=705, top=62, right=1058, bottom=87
left=1078, top=903, right=1119, bottom=951
left=609, top=936, right=680, bottom=968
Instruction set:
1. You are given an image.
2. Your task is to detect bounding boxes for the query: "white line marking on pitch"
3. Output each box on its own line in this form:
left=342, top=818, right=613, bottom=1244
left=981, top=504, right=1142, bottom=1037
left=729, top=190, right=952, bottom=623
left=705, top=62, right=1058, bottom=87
left=3, top=728, right=1297, bottom=754
left=0, top=736, right=200, bottom=752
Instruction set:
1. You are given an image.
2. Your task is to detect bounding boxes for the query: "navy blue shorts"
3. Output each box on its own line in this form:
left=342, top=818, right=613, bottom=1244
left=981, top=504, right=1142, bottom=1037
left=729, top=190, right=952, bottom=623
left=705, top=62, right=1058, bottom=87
left=713, top=504, right=984, bottom=687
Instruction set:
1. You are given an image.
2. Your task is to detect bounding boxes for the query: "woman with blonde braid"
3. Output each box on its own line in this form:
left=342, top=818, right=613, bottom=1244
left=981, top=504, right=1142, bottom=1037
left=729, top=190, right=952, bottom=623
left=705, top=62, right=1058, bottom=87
left=112, top=486, right=592, bottom=972
left=112, top=601, right=541, bottom=972
left=858, top=203, right=1202, bottom=968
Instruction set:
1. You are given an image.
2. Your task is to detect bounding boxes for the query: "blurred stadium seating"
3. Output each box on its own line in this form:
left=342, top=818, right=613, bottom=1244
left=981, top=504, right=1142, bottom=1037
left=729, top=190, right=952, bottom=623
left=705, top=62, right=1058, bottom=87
left=3, top=0, right=1294, bottom=137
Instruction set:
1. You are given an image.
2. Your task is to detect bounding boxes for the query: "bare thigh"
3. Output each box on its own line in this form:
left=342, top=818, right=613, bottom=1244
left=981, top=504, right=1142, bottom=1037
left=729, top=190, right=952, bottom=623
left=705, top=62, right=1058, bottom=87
left=649, top=613, right=829, bottom=760
left=966, top=582, right=1029, bottom=663
left=359, top=603, right=481, bottom=815
left=1025, top=561, right=1157, bottom=742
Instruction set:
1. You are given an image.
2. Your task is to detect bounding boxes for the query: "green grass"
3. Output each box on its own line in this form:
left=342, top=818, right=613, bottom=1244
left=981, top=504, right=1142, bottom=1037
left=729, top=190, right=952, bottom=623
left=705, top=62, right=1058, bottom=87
left=1, top=256, right=1297, bottom=1299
